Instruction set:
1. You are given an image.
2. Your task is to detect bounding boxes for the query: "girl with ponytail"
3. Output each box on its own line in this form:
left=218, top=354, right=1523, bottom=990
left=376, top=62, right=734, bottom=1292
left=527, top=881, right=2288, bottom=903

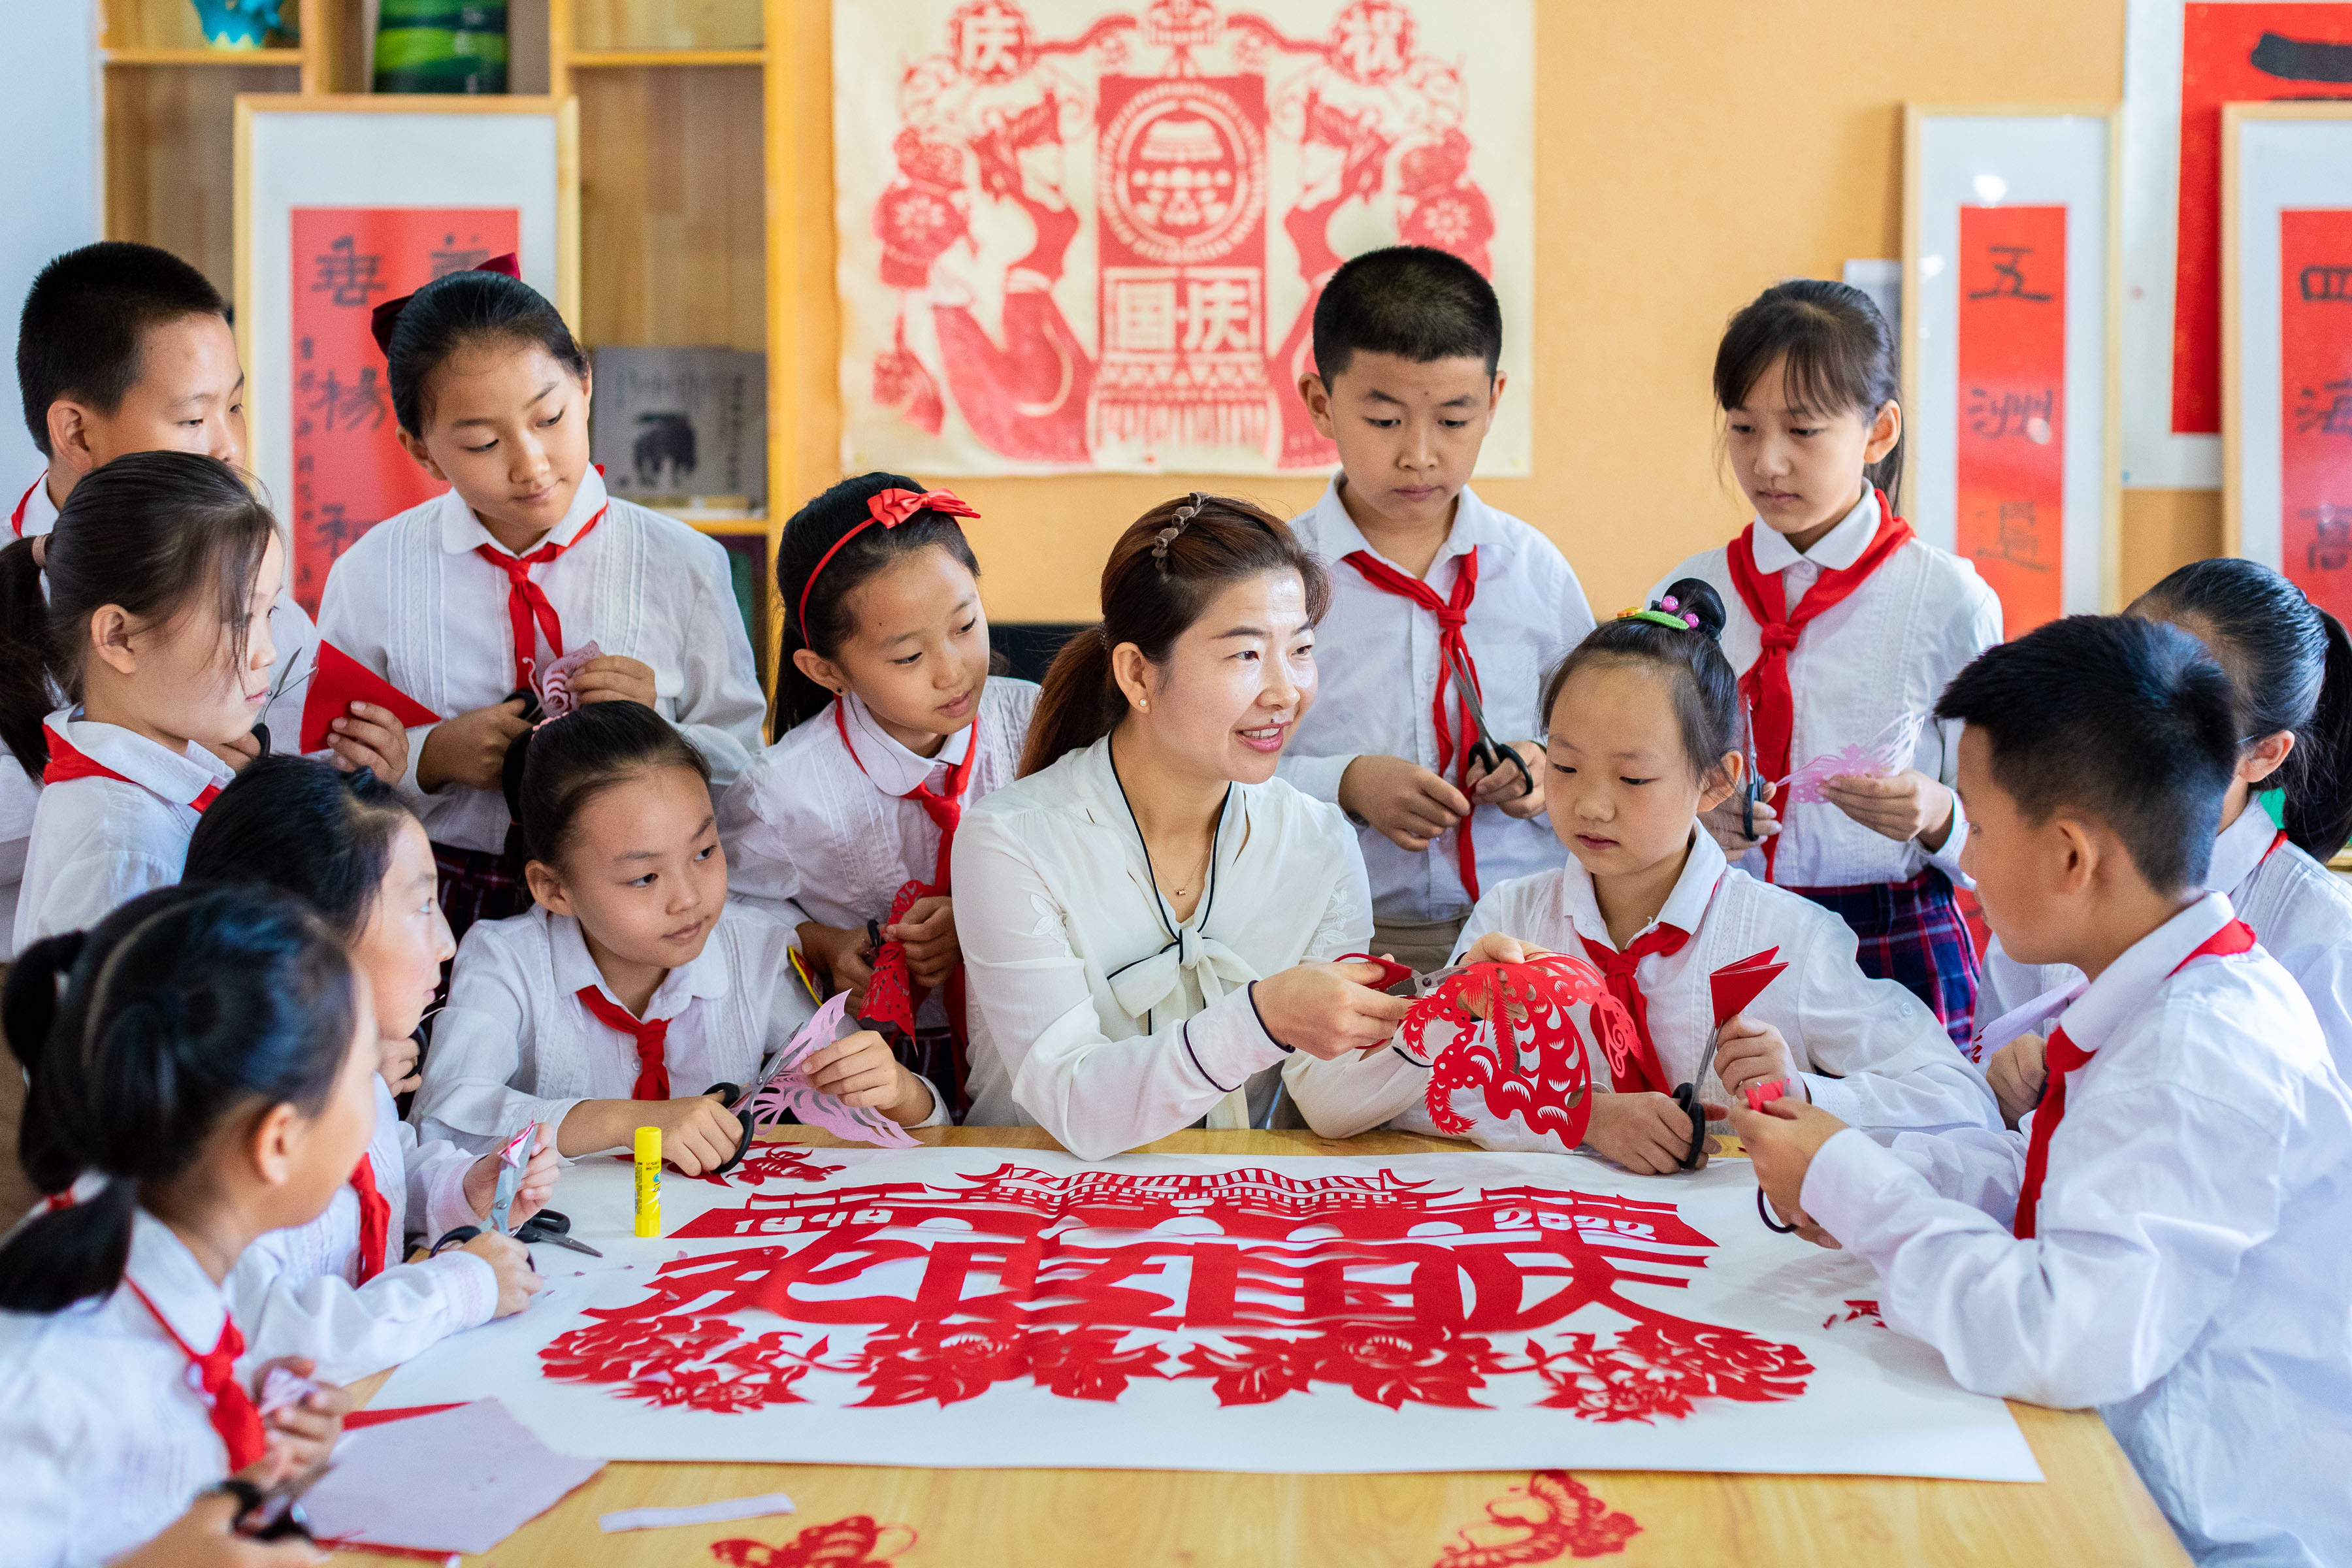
left=720, top=473, right=1037, bottom=1113
left=951, top=494, right=1417, bottom=1156
left=1984, top=557, right=2352, bottom=1122
left=0, top=884, right=370, bottom=1567
left=6, top=450, right=282, bottom=956
left=1291, top=583, right=1997, bottom=1159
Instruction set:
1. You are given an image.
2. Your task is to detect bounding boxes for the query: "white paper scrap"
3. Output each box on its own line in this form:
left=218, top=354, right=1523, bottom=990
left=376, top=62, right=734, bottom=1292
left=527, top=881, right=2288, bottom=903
left=302, top=1397, right=604, bottom=1554
left=599, top=1494, right=798, bottom=1533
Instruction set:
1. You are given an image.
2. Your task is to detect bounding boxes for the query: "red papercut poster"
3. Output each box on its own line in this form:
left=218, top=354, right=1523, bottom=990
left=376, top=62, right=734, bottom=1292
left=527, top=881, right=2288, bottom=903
left=287, top=208, right=521, bottom=613
left=839, top=0, right=1533, bottom=476
left=1956, top=204, right=2068, bottom=638
left=2173, top=4, right=2352, bottom=436
left=2279, top=208, right=2352, bottom=626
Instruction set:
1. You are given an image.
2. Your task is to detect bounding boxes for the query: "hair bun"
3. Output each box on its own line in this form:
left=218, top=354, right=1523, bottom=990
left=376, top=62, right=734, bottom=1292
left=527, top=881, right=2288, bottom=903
left=1659, top=578, right=1728, bottom=642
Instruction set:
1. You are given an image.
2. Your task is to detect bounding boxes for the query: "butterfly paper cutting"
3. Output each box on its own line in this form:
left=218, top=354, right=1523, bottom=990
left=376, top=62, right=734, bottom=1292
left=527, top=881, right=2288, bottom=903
left=743, top=992, right=921, bottom=1149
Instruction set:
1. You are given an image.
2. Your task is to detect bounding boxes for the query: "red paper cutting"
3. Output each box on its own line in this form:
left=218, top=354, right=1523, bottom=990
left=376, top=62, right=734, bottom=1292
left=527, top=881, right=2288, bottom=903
left=711, top=1515, right=917, bottom=1568
left=859, top=879, right=929, bottom=1042
left=1432, top=1470, right=1641, bottom=1565
left=1708, top=948, right=1788, bottom=1029
left=1397, top=955, right=1625, bottom=1146
left=299, top=641, right=443, bottom=753
left=1957, top=203, right=2067, bottom=637
left=2279, top=207, right=2352, bottom=628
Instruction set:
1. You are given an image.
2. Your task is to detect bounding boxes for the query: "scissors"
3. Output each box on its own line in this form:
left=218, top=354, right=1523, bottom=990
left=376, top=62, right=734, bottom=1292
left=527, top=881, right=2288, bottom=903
left=221, top=1461, right=332, bottom=1542
left=1446, top=645, right=1536, bottom=802
left=433, top=1207, right=602, bottom=1259
left=704, top=1042, right=806, bottom=1177
left=1738, top=696, right=1767, bottom=843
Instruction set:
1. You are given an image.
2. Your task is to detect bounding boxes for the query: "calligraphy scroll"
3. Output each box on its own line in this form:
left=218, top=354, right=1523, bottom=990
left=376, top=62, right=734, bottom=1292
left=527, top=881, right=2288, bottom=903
left=286, top=208, right=520, bottom=613
left=1956, top=204, right=2068, bottom=636
left=833, top=0, right=1532, bottom=476
left=2280, top=208, right=2352, bottom=625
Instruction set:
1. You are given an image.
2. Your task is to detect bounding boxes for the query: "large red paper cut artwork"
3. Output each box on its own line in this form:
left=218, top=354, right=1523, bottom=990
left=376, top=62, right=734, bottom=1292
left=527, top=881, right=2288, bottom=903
left=849, top=0, right=1514, bottom=474
left=1433, top=1471, right=1641, bottom=1565
left=1397, top=955, right=1624, bottom=1146
left=286, top=209, right=521, bottom=614
left=2279, top=208, right=2352, bottom=627
left=2174, top=5, right=2352, bottom=436
left=1957, top=204, right=2067, bottom=637
left=539, top=1145, right=1814, bottom=1426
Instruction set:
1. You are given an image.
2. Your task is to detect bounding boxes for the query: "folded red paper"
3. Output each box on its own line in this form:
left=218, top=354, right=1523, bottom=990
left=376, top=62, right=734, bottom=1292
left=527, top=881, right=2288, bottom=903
left=301, top=642, right=442, bottom=754
left=1744, top=1079, right=1785, bottom=1113
left=1710, top=947, right=1789, bottom=1028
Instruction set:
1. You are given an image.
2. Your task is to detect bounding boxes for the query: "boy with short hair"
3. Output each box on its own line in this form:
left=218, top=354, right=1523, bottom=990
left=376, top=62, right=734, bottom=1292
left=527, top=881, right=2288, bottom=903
left=1736, top=613, right=2352, bottom=1567
left=6, top=242, right=406, bottom=943
left=1281, top=246, right=1593, bottom=972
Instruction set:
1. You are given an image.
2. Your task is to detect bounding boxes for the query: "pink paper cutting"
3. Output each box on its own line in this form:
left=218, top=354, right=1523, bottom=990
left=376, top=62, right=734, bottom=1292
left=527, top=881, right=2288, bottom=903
left=743, top=993, right=921, bottom=1150
left=536, top=640, right=602, bottom=721
left=1709, top=949, right=1788, bottom=1028
left=1778, top=711, right=1927, bottom=806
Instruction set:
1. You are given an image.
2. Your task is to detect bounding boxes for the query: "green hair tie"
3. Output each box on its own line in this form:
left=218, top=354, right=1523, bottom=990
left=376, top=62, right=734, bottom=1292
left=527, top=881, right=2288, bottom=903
left=1618, top=608, right=1695, bottom=632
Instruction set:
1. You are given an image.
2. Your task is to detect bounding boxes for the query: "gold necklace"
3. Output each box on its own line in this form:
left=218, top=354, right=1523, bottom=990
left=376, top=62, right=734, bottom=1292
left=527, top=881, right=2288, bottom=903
left=1159, top=838, right=1213, bottom=901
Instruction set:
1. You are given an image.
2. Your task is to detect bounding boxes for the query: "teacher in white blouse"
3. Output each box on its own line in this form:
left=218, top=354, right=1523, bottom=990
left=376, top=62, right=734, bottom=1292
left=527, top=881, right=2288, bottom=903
left=953, top=494, right=1416, bottom=1157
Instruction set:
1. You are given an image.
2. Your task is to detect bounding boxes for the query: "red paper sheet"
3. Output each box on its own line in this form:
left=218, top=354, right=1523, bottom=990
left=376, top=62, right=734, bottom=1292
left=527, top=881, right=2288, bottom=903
left=287, top=208, right=521, bottom=615
left=1709, top=948, right=1788, bottom=1028
left=299, top=642, right=442, bottom=753
left=1956, top=204, right=2068, bottom=637
left=2279, top=208, right=2352, bottom=627
left=2174, top=5, right=2352, bottom=436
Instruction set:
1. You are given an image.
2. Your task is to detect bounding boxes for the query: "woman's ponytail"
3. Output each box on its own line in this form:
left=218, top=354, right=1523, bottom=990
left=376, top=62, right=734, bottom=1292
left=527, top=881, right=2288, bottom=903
left=1020, top=626, right=1121, bottom=777
left=0, top=535, right=54, bottom=781
left=0, top=884, right=359, bottom=1313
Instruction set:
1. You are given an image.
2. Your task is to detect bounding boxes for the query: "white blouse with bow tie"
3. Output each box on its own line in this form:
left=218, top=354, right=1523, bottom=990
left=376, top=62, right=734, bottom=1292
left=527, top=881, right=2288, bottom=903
left=952, top=734, right=1374, bottom=1158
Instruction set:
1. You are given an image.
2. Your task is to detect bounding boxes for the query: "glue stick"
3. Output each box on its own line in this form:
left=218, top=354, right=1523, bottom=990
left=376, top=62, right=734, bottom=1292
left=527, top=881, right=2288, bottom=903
left=634, top=1126, right=661, bottom=1237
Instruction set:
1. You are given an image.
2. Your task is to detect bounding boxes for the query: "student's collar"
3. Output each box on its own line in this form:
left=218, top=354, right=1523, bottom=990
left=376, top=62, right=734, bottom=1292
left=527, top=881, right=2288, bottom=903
left=1747, top=484, right=1879, bottom=575
left=46, top=710, right=235, bottom=796
left=1554, top=827, right=1727, bottom=951
left=548, top=906, right=730, bottom=1023
left=436, top=465, right=610, bottom=557
left=1312, top=476, right=1497, bottom=577
left=12, top=470, right=59, bottom=540
left=125, top=1206, right=231, bottom=1349
left=841, top=690, right=973, bottom=797
left=2055, top=891, right=2238, bottom=1055
left=2206, top=798, right=2281, bottom=896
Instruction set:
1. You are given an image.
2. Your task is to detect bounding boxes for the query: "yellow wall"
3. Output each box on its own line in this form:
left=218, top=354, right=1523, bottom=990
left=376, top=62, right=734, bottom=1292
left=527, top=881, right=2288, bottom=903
left=775, top=0, right=2218, bottom=625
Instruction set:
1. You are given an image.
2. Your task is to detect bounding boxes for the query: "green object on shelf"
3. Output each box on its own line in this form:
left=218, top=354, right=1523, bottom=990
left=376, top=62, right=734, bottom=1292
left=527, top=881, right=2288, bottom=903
left=188, top=0, right=293, bottom=49
left=374, top=0, right=508, bottom=94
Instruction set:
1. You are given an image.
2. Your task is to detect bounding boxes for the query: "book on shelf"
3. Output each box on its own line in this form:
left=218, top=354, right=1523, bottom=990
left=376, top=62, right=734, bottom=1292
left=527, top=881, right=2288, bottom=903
left=591, top=346, right=766, bottom=514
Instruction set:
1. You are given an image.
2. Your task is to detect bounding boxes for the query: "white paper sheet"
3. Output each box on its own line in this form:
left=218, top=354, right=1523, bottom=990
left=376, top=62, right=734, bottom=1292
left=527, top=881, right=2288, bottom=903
left=600, top=1494, right=798, bottom=1533
left=372, top=1143, right=2039, bottom=1481
left=302, top=1399, right=604, bottom=1554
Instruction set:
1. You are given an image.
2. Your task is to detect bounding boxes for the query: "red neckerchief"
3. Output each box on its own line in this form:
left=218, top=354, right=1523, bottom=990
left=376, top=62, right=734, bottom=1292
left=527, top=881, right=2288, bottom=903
left=1576, top=926, right=1690, bottom=1095
left=10, top=476, right=39, bottom=538
left=473, top=506, right=606, bottom=687
left=1723, top=489, right=1916, bottom=881
left=349, top=1157, right=391, bottom=1285
left=832, top=698, right=980, bottom=892
left=1342, top=546, right=1486, bottom=898
left=2013, top=919, right=2257, bottom=1239
left=576, top=986, right=671, bottom=1100
left=2264, top=827, right=2290, bottom=864
left=42, top=730, right=221, bottom=811
left=124, top=1279, right=267, bottom=1471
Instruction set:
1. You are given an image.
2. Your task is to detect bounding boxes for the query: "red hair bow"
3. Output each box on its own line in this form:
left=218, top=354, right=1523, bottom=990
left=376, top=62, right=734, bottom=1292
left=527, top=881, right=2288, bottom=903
left=369, top=252, right=525, bottom=357
left=797, top=487, right=981, bottom=636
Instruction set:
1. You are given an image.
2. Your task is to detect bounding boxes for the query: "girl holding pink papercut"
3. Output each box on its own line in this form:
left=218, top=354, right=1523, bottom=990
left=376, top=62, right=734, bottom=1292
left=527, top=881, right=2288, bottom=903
left=1653, top=280, right=2002, bottom=1050
left=1292, top=580, right=1999, bottom=1166
left=317, top=259, right=764, bottom=945
left=414, top=700, right=947, bottom=1175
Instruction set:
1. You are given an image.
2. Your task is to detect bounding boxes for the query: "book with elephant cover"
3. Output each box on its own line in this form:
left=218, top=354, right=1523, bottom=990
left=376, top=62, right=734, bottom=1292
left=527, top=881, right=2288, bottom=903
left=590, top=347, right=767, bottom=513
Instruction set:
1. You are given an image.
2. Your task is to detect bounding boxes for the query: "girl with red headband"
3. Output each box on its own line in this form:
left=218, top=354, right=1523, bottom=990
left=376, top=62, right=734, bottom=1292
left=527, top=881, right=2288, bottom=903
left=317, top=260, right=765, bottom=945
left=720, top=472, right=1038, bottom=1119
left=1656, top=280, right=2002, bottom=1051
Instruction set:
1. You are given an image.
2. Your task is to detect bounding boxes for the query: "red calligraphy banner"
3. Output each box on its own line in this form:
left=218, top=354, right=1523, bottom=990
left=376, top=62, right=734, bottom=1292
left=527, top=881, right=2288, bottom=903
left=286, top=208, right=521, bottom=613
left=2173, top=4, right=2352, bottom=436
left=1957, top=204, right=2067, bottom=637
left=2279, top=208, right=2352, bottom=625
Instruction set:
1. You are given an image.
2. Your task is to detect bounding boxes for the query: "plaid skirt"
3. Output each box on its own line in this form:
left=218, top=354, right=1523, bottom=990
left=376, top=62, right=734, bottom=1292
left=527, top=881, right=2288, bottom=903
left=431, top=840, right=534, bottom=947
left=1785, top=867, right=1981, bottom=1051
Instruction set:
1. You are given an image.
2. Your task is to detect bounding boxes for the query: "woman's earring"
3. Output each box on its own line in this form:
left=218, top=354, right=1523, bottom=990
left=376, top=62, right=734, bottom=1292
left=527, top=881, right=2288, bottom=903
left=1139, top=700, right=1149, bottom=711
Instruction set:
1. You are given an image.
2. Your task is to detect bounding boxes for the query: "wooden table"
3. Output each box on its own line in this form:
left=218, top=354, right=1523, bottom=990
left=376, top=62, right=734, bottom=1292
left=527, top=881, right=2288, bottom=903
left=344, top=1128, right=2187, bottom=1567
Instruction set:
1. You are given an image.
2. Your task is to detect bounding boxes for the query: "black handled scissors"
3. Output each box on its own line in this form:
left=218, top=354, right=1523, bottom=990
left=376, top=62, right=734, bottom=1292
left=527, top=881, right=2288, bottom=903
left=434, top=1205, right=602, bottom=1258
left=1446, top=645, right=1535, bottom=802
left=704, top=1039, right=804, bottom=1176
left=220, top=1462, right=331, bottom=1542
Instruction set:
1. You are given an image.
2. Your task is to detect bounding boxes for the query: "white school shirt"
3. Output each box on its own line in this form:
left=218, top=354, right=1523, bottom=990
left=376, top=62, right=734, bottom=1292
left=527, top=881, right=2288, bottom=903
left=316, top=466, right=766, bottom=853
left=4, top=472, right=318, bottom=960
left=1803, top=892, right=2352, bottom=1567
left=1282, top=828, right=1997, bottom=1144
left=1654, top=487, right=2002, bottom=890
left=723, top=680, right=1039, bottom=932
left=0, top=1208, right=262, bottom=1568
left=1281, top=480, right=1594, bottom=924
left=416, top=900, right=943, bottom=1155
left=953, top=734, right=1374, bottom=1158
left=1978, top=801, right=2352, bottom=1082
left=12, top=710, right=235, bottom=952
left=231, top=1077, right=497, bottom=1384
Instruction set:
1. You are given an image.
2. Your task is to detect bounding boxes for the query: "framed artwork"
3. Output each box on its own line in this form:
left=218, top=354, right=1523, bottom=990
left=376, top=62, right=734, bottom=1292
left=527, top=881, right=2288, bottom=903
left=2122, top=0, right=2352, bottom=489
left=234, top=95, right=580, bottom=614
left=830, top=0, right=1534, bottom=478
left=2222, top=103, right=2352, bottom=627
left=1903, top=106, right=2121, bottom=637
